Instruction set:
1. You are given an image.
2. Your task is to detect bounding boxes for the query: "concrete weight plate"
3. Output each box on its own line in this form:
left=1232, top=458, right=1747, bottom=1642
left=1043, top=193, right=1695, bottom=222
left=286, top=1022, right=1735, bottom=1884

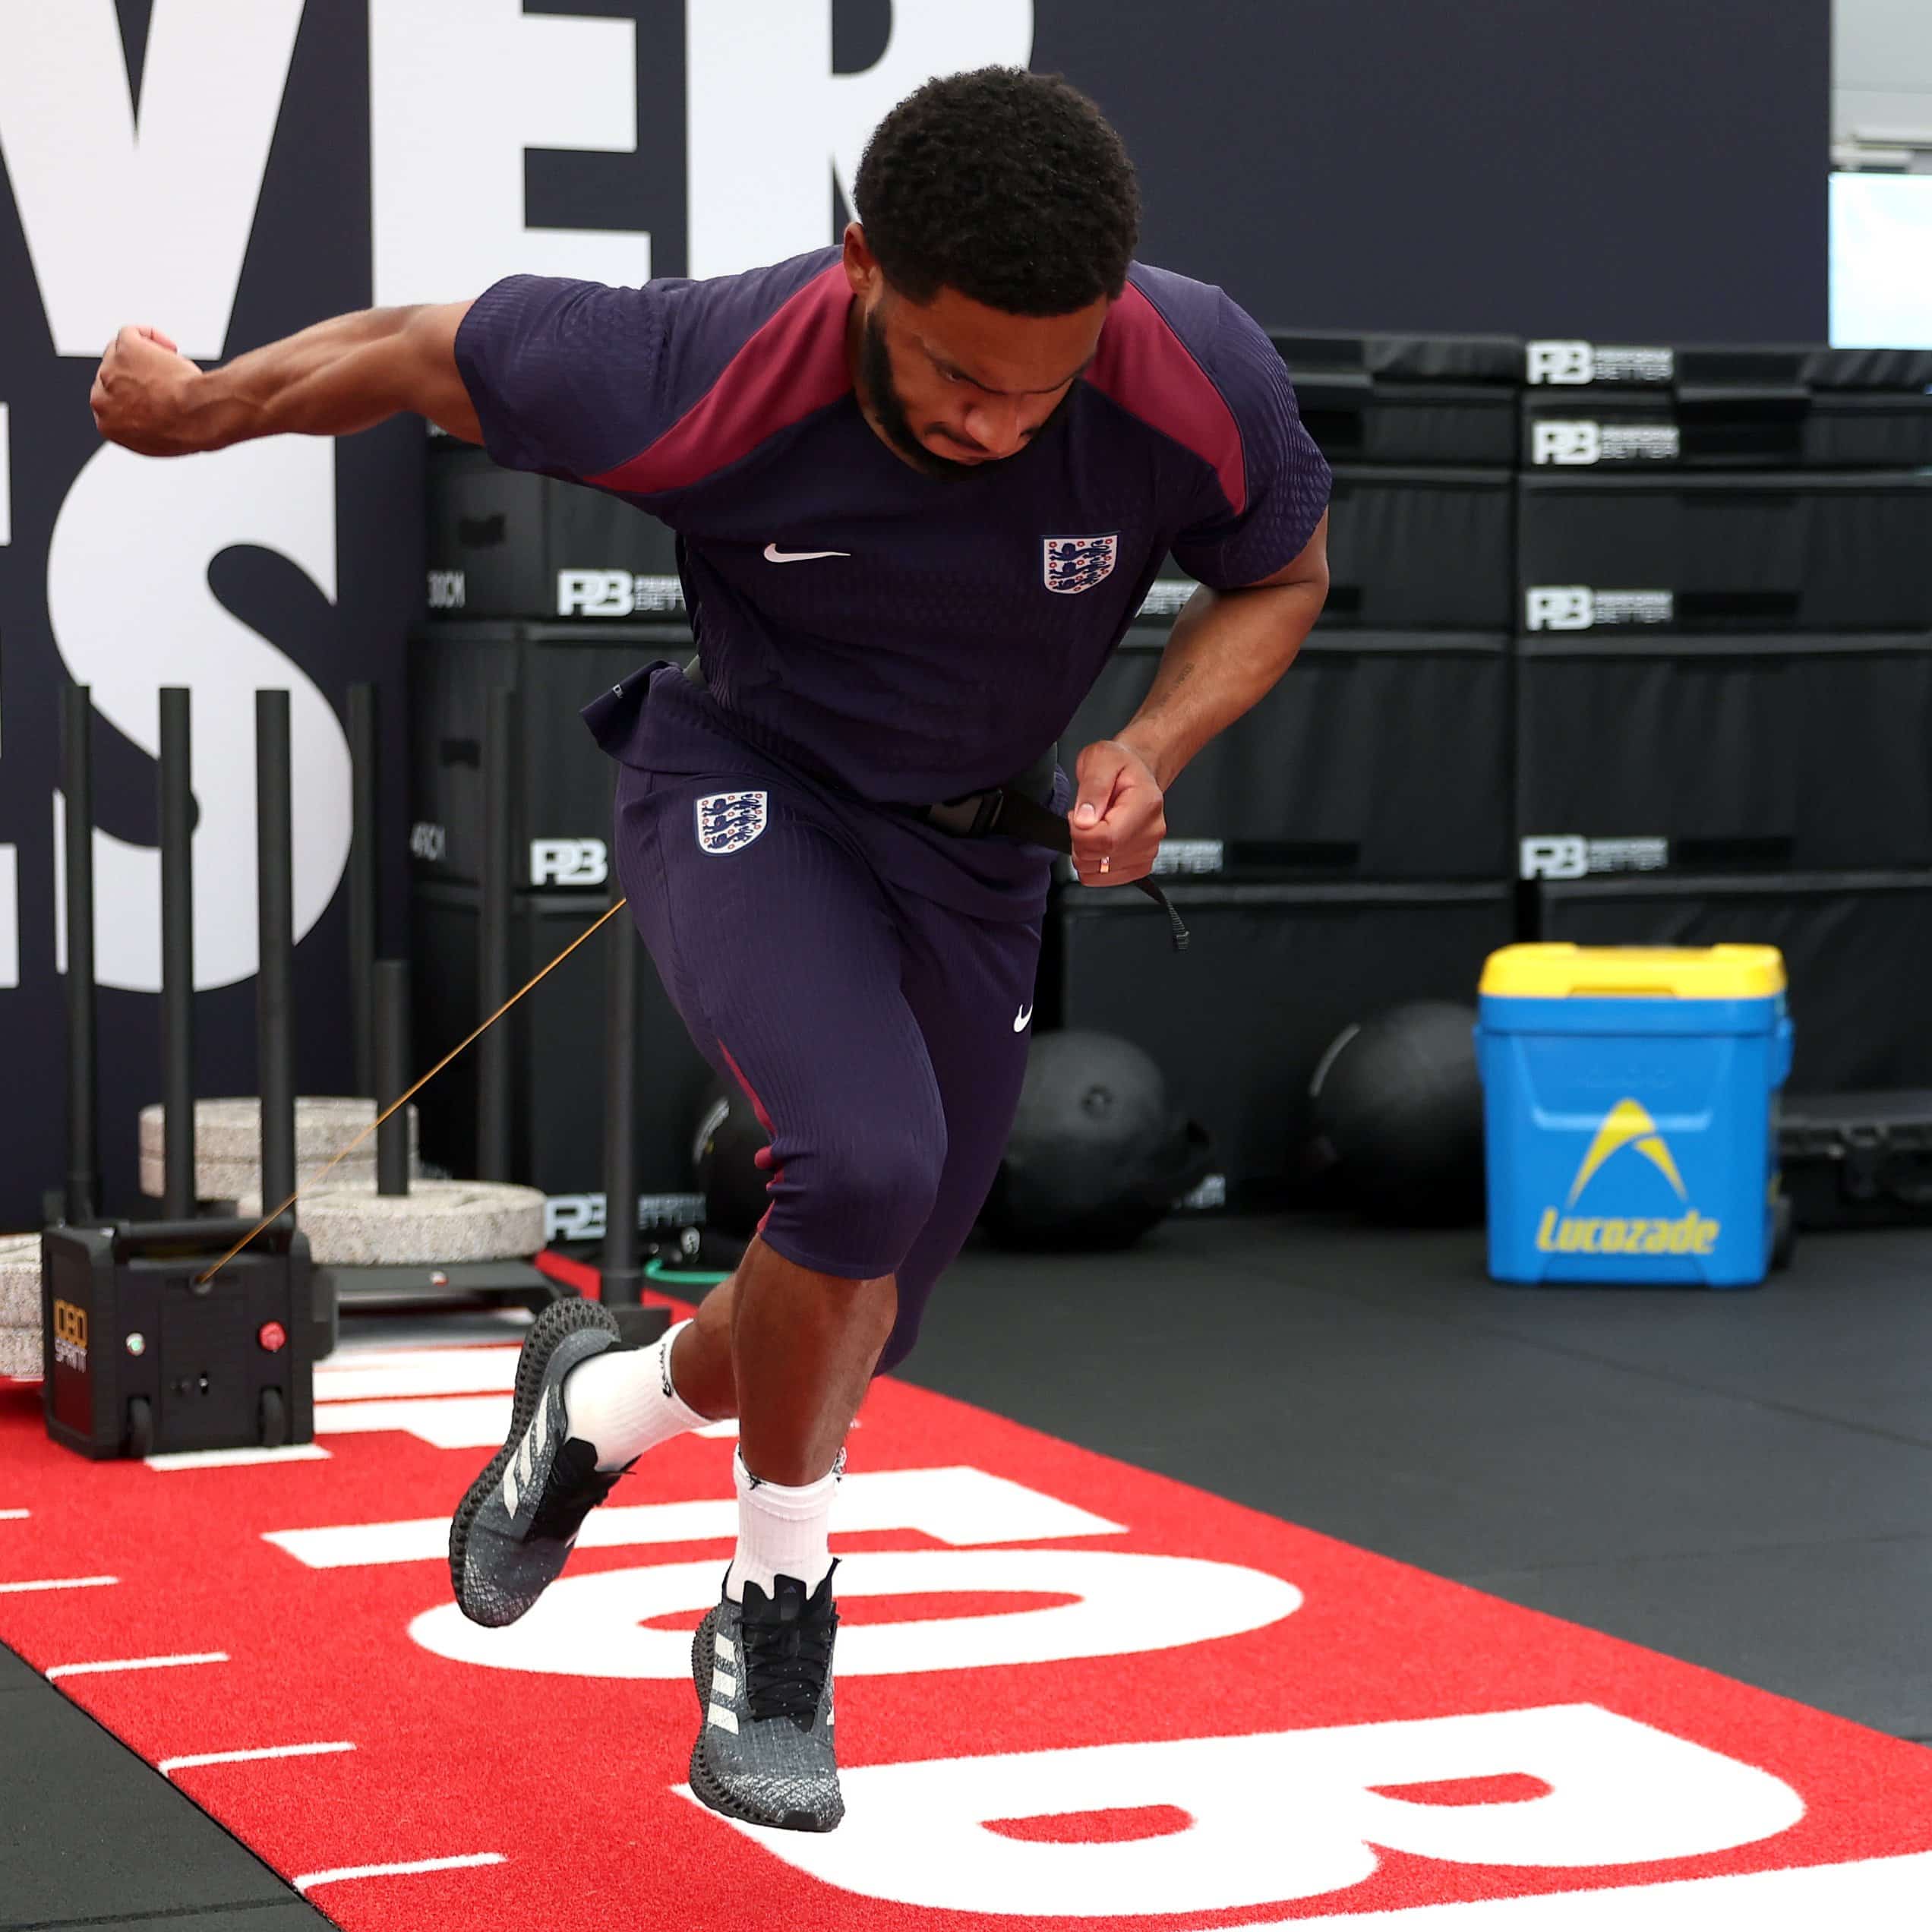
left=0, top=1235, right=38, bottom=1328
left=237, top=1177, right=545, bottom=1267
left=140, top=1097, right=421, bottom=1200
left=0, top=1325, right=41, bottom=1379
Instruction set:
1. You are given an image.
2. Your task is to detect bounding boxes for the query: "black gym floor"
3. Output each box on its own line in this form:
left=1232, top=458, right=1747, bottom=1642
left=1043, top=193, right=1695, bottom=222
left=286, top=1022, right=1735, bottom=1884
left=6, top=1213, right=1930, bottom=1924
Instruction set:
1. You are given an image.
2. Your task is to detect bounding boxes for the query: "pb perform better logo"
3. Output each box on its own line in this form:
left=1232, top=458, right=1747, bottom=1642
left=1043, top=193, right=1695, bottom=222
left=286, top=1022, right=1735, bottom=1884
left=557, top=570, right=684, bottom=617
left=1535, top=1098, right=1721, bottom=1257
left=52, top=1298, right=88, bottom=1372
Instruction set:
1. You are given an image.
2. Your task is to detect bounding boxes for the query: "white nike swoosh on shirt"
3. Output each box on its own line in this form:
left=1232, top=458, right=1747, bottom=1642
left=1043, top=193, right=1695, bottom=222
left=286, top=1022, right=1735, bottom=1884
left=1013, top=1005, right=1033, bottom=1032
left=763, top=544, right=851, bottom=563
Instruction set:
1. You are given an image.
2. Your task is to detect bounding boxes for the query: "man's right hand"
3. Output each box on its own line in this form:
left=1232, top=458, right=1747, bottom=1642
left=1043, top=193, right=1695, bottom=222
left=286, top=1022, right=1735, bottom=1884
left=91, top=325, right=204, bottom=456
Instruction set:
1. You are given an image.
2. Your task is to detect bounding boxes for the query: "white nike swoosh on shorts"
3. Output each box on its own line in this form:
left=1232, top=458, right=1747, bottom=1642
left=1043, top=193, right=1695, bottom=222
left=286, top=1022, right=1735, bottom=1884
left=763, top=544, right=851, bottom=563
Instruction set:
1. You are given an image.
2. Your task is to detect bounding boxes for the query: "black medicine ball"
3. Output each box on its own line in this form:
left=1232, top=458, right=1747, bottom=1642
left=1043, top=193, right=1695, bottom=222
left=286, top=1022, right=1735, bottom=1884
left=1310, top=1001, right=1484, bottom=1226
left=691, top=1081, right=772, bottom=1239
left=981, top=1030, right=1212, bottom=1250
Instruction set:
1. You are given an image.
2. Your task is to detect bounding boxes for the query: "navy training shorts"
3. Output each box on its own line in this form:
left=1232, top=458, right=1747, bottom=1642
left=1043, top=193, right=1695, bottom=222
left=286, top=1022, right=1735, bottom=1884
left=605, top=667, right=1054, bottom=1374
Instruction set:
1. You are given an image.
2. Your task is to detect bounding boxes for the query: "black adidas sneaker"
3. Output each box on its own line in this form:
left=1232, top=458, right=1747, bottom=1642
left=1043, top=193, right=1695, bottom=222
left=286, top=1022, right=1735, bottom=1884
left=690, top=1565, right=843, bottom=1832
left=449, top=1297, right=631, bottom=1627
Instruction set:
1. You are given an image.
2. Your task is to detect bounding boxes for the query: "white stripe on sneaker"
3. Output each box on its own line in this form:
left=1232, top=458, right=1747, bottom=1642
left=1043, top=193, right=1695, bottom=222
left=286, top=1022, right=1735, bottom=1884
left=706, top=1703, right=738, bottom=1734
left=714, top=1634, right=736, bottom=1665
left=712, top=1669, right=737, bottom=1699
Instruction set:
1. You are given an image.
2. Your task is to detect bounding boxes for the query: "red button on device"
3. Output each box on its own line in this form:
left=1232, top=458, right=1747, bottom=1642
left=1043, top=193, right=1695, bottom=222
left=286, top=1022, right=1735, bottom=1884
left=257, top=1321, right=287, bottom=1353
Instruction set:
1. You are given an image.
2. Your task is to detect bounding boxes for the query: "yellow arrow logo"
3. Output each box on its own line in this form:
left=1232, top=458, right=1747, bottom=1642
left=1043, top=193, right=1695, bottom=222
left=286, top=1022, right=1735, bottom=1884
left=1567, top=1098, right=1687, bottom=1207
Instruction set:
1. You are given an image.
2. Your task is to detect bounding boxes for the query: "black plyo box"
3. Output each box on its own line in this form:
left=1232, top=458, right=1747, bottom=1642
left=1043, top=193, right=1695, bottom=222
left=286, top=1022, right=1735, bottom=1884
left=1536, top=870, right=1932, bottom=1093
left=1515, top=631, right=1932, bottom=874
left=1286, top=330, right=1523, bottom=384
left=1069, top=624, right=1510, bottom=880
left=1272, top=330, right=1521, bottom=466
left=1147, top=465, right=1514, bottom=630
left=1324, top=466, right=1514, bottom=629
left=427, top=441, right=682, bottom=620
left=1046, top=881, right=1513, bottom=1199
left=1520, top=340, right=1932, bottom=469
left=1524, top=340, right=1932, bottom=391
left=1516, top=471, right=1932, bottom=633
left=1522, top=389, right=1932, bottom=471
left=409, top=618, right=693, bottom=889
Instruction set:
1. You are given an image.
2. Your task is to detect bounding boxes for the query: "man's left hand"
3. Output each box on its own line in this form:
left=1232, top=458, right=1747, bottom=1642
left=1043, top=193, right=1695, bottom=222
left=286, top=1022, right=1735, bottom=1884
left=1069, top=740, right=1166, bottom=886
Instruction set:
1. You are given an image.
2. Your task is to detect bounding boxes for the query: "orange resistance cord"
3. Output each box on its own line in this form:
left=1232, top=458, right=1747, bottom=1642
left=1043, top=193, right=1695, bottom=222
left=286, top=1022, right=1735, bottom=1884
left=197, top=897, right=630, bottom=1284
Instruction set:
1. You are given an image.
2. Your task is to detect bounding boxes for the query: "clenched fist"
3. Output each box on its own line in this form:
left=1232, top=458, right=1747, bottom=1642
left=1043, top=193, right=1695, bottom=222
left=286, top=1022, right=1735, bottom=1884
left=90, top=325, right=203, bottom=456
left=1069, top=739, right=1166, bottom=886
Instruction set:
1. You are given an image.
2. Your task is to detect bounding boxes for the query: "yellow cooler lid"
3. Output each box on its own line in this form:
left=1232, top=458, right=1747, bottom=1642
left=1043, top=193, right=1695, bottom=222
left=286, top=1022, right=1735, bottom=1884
left=1480, top=943, right=1786, bottom=999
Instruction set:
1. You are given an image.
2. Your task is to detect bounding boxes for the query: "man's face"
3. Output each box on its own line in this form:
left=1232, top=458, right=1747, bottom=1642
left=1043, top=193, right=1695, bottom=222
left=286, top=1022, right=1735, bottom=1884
left=844, top=228, right=1110, bottom=479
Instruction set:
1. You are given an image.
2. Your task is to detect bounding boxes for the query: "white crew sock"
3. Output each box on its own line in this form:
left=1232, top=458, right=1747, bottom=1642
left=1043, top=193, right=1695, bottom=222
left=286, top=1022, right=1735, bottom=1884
left=562, top=1319, right=709, bottom=1472
left=724, top=1446, right=841, bottom=1602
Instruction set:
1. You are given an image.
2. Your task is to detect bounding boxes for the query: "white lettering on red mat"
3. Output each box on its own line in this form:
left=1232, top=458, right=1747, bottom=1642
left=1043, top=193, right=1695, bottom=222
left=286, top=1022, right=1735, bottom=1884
left=407, top=1548, right=1299, bottom=1678
left=267, top=1465, right=1125, bottom=1568
left=311, top=1347, right=520, bottom=1403
left=690, top=1704, right=1802, bottom=1917
left=1252, top=1851, right=1932, bottom=1927
left=309, top=1394, right=743, bottom=1449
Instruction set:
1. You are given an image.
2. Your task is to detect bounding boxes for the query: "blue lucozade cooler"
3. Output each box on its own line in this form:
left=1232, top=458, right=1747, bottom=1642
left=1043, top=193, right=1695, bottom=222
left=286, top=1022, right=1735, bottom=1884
left=1477, top=945, right=1792, bottom=1287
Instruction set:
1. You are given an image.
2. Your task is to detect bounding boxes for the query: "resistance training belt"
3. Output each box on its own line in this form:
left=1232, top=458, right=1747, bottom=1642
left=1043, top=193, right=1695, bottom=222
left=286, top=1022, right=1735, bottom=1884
left=683, top=655, right=1190, bottom=951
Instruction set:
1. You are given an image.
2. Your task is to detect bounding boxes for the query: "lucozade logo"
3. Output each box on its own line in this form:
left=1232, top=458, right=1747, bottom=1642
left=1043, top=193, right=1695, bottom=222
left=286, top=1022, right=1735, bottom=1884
left=1535, top=1097, right=1721, bottom=1255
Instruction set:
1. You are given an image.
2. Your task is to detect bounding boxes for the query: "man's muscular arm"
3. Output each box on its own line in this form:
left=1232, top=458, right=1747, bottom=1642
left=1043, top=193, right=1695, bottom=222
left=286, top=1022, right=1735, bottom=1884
left=1068, top=511, right=1329, bottom=883
left=1114, top=510, right=1330, bottom=790
left=90, top=302, right=479, bottom=456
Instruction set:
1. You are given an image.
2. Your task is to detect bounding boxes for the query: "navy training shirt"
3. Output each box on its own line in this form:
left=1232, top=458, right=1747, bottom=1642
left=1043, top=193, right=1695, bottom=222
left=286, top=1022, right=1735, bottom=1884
left=454, top=247, right=1331, bottom=808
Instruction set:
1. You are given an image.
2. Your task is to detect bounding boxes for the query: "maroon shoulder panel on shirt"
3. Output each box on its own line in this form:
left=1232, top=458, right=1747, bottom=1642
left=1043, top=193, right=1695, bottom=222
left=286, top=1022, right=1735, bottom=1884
left=1084, top=283, right=1246, bottom=517
left=589, top=266, right=854, bottom=496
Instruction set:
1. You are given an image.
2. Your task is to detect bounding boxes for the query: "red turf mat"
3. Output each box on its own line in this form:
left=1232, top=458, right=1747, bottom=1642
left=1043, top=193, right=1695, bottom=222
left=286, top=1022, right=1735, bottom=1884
left=3, top=1343, right=1932, bottom=1929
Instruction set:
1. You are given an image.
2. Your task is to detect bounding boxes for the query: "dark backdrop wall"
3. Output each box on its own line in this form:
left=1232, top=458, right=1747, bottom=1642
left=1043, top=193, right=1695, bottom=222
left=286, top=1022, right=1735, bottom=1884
left=1049, top=0, right=1829, bottom=342
left=0, top=0, right=1826, bottom=1230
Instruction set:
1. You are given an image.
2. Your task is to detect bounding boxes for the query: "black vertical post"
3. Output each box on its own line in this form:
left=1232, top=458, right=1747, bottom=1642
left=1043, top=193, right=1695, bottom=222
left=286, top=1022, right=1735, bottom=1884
left=476, top=686, right=514, bottom=1181
left=255, top=691, right=296, bottom=1212
left=60, top=685, right=100, bottom=1223
left=601, top=886, right=641, bottom=1307
left=346, top=683, right=378, bottom=1102
left=374, top=958, right=411, bottom=1198
left=159, top=687, right=196, bottom=1219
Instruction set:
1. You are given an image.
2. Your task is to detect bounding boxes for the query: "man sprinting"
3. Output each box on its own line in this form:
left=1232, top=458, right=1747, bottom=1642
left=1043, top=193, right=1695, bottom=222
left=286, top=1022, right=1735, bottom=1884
left=91, top=66, right=1331, bottom=1832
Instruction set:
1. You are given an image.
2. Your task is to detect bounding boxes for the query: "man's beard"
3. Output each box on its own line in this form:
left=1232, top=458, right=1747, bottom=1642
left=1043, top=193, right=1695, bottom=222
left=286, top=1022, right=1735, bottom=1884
left=858, top=305, right=1072, bottom=481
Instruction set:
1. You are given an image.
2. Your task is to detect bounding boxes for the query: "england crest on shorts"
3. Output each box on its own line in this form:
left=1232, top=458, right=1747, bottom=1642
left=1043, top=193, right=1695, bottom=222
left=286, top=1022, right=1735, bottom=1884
left=1043, top=532, right=1119, bottom=595
left=696, top=791, right=768, bottom=855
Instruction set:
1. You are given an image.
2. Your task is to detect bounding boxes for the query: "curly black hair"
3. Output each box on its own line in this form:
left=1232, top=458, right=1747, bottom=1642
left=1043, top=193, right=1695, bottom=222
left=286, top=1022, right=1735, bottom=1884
left=853, top=68, right=1140, bottom=317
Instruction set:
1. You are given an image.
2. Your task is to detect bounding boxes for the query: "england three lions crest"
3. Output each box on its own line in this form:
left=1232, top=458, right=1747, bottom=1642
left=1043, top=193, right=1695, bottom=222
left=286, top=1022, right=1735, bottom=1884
left=696, top=790, right=768, bottom=855
left=1043, top=533, right=1119, bottom=595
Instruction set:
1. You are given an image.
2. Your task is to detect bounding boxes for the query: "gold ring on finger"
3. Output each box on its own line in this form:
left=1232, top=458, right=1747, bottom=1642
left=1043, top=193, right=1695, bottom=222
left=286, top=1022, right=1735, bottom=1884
left=1099, top=856, right=1110, bottom=875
